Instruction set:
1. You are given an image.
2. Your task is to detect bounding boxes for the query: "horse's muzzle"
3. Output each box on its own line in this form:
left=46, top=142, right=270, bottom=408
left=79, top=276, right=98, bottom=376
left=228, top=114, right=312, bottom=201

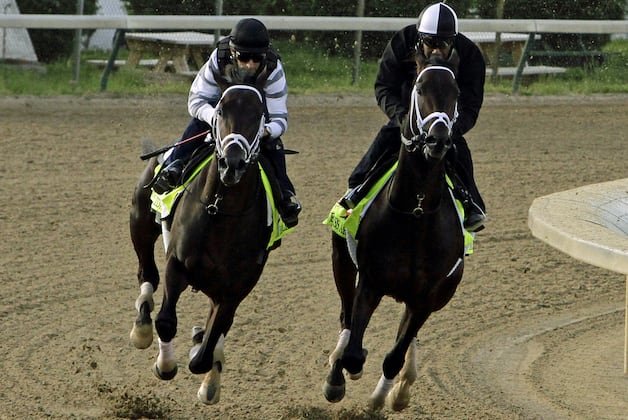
left=423, top=135, right=451, bottom=160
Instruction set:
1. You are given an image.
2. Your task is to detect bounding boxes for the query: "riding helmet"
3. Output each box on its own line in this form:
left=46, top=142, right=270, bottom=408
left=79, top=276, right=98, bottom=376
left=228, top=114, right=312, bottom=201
left=417, top=2, right=458, bottom=38
left=229, top=18, right=270, bottom=53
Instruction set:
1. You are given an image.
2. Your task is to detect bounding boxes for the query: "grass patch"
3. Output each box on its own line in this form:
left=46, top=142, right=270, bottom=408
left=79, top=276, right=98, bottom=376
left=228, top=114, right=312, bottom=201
left=1, top=39, right=626, bottom=96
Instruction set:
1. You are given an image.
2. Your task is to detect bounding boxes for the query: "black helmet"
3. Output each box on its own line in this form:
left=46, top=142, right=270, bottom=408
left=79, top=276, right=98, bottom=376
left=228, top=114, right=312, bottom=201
left=229, top=18, right=270, bottom=54
left=417, top=2, right=458, bottom=38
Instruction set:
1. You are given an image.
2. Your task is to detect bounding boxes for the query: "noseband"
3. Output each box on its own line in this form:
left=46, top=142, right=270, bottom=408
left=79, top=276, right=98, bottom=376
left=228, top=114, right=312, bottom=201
left=211, top=85, right=265, bottom=164
left=402, top=65, right=458, bottom=152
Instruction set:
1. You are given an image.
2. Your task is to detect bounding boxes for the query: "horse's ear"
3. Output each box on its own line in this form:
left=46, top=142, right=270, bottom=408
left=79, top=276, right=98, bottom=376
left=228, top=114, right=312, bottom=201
left=212, top=67, right=232, bottom=92
left=415, top=51, right=428, bottom=74
left=447, top=48, right=460, bottom=75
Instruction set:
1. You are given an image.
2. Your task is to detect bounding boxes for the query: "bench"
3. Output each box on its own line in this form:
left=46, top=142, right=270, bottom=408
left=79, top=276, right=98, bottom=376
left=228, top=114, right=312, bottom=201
left=512, top=32, right=618, bottom=93
left=465, top=32, right=567, bottom=90
left=99, top=29, right=212, bottom=91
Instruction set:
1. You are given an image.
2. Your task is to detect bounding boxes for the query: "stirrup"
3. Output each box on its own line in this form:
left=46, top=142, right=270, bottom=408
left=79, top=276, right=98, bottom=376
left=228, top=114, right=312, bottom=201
left=280, top=195, right=301, bottom=228
left=339, top=187, right=360, bottom=210
left=152, top=159, right=184, bottom=194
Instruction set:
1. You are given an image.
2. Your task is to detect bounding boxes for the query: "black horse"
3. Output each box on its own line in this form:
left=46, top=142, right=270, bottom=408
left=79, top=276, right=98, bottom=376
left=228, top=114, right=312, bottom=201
left=323, top=51, right=466, bottom=411
left=129, top=80, right=273, bottom=404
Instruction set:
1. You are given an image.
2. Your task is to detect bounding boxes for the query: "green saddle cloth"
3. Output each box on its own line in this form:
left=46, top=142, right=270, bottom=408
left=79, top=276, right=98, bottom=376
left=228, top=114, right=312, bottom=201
left=323, top=162, right=474, bottom=255
left=150, top=154, right=295, bottom=250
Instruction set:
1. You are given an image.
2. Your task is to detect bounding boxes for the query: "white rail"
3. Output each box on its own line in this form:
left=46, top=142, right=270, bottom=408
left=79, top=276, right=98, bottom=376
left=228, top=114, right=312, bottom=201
left=528, top=178, right=628, bottom=374
left=0, top=15, right=626, bottom=34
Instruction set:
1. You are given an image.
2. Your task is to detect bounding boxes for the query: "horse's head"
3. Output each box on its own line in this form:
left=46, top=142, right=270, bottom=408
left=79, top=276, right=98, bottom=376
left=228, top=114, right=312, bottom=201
left=402, top=50, right=460, bottom=161
left=210, top=85, right=265, bottom=187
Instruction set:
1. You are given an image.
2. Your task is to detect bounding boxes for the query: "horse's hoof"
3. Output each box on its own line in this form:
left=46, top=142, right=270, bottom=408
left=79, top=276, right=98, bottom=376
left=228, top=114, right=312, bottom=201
left=198, top=380, right=220, bottom=405
left=322, top=381, right=345, bottom=403
left=323, top=360, right=346, bottom=403
left=130, top=322, right=153, bottom=349
left=347, top=370, right=363, bottom=380
left=152, top=362, right=177, bottom=380
left=386, top=381, right=411, bottom=411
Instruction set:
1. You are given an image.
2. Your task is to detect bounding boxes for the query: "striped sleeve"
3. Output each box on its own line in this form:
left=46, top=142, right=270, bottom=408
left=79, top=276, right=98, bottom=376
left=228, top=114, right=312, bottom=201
left=263, top=60, right=288, bottom=139
left=188, top=51, right=222, bottom=123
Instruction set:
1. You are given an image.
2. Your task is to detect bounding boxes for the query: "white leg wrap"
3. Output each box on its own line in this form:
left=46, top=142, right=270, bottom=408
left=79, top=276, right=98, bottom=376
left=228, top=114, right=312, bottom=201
left=374, top=374, right=394, bottom=395
left=329, top=329, right=351, bottom=366
left=158, top=338, right=174, bottom=361
left=135, top=281, right=154, bottom=312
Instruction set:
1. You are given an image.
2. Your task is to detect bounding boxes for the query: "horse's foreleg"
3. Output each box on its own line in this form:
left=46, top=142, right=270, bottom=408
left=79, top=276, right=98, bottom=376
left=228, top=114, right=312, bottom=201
left=342, top=281, right=380, bottom=376
left=370, top=307, right=427, bottom=411
left=197, top=333, right=225, bottom=405
left=386, top=336, right=418, bottom=411
left=189, top=300, right=236, bottom=375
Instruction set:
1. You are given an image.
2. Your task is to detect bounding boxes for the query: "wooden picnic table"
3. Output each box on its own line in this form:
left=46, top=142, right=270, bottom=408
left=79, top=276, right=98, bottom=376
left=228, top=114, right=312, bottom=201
left=124, top=31, right=216, bottom=74
left=465, top=32, right=536, bottom=65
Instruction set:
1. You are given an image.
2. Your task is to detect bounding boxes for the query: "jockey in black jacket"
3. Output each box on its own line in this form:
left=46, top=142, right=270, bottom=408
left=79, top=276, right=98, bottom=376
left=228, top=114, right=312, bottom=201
left=153, top=18, right=301, bottom=228
left=341, top=2, right=487, bottom=232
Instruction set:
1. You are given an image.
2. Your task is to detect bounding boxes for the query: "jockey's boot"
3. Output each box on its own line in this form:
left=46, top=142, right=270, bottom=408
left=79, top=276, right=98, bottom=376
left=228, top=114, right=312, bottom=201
left=152, top=159, right=185, bottom=194
left=279, top=193, right=301, bottom=228
left=464, top=200, right=487, bottom=232
left=451, top=177, right=487, bottom=232
left=339, top=186, right=362, bottom=210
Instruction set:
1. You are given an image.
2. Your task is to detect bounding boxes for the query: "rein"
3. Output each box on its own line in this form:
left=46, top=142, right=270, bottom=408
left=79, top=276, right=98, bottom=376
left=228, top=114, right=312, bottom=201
left=211, top=85, right=265, bottom=165
left=189, top=165, right=263, bottom=217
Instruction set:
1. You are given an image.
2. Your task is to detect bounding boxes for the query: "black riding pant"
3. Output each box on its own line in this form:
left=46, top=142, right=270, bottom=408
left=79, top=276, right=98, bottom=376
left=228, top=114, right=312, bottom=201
left=348, top=120, right=485, bottom=212
left=262, top=138, right=295, bottom=198
left=165, top=118, right=210, bottom=164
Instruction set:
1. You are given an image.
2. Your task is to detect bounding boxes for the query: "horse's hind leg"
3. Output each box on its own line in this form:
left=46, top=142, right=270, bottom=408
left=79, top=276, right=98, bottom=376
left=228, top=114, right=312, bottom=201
left=129, top=159, right=161, bottom=349
left=386, top=336, right=418, bottom=411
left=323, top=234, right=359, bottom=403
left=152, top=257, right=188, bottom=380
left=331, top=233, right=358, bottom=332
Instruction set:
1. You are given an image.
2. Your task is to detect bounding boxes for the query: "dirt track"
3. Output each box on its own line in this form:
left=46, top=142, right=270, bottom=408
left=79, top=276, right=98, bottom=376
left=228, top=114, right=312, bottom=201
left=1, top=93, right=627, bottom=419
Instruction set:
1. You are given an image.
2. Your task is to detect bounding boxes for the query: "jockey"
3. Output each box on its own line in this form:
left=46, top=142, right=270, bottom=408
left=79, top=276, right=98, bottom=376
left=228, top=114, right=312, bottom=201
left=153, top=18, right=301, bottom=228
left=340, top=2, right=487, bottom=232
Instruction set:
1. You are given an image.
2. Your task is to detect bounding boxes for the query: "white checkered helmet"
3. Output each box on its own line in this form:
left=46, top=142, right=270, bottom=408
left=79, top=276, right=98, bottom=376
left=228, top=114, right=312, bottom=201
left=417, top=2, right=459, bottom=38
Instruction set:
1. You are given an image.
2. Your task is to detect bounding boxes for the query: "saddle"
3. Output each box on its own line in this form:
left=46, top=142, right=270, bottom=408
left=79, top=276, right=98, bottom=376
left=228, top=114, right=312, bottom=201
left=324, top=161, right=475, bottom=256
left=149, top=148, right=294, bottom=250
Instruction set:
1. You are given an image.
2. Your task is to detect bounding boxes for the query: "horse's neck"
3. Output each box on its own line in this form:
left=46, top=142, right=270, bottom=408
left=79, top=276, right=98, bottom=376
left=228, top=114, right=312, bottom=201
left=389, top=151, right=446, bottom=212
left=202, top=162, right=261, bottom=211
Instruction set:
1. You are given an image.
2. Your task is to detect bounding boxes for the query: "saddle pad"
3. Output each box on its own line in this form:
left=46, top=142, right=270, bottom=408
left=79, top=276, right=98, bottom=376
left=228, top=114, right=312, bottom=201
left=323, top=163, right=474, bottom=256
left=150, top=154, right=294, bottom=250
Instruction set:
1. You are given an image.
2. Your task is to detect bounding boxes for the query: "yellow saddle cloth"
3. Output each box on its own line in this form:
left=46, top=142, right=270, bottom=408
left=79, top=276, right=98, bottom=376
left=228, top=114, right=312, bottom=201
left=323, top=163, right=474, bottom=255
left=150, top=154, right=295, bottom=250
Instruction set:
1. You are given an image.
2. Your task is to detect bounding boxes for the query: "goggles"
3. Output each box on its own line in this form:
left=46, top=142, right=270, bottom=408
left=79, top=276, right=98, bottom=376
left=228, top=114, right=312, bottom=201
left=233, top=50, right=266, bottom=63
left=420, top=35, right=455, bottom=50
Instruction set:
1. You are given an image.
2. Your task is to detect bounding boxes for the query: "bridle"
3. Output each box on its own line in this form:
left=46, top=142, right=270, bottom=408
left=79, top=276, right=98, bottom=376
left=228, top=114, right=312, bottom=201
left=402, top=65, right=458, bottom=152
left=210, top=84, right=265, bottom=165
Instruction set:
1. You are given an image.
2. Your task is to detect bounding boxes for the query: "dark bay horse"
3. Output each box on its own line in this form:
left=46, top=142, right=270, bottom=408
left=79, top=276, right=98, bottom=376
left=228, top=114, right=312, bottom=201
left=323, top=51, right=466, bottom=411
left=129, top=82, right=271, bottom=404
